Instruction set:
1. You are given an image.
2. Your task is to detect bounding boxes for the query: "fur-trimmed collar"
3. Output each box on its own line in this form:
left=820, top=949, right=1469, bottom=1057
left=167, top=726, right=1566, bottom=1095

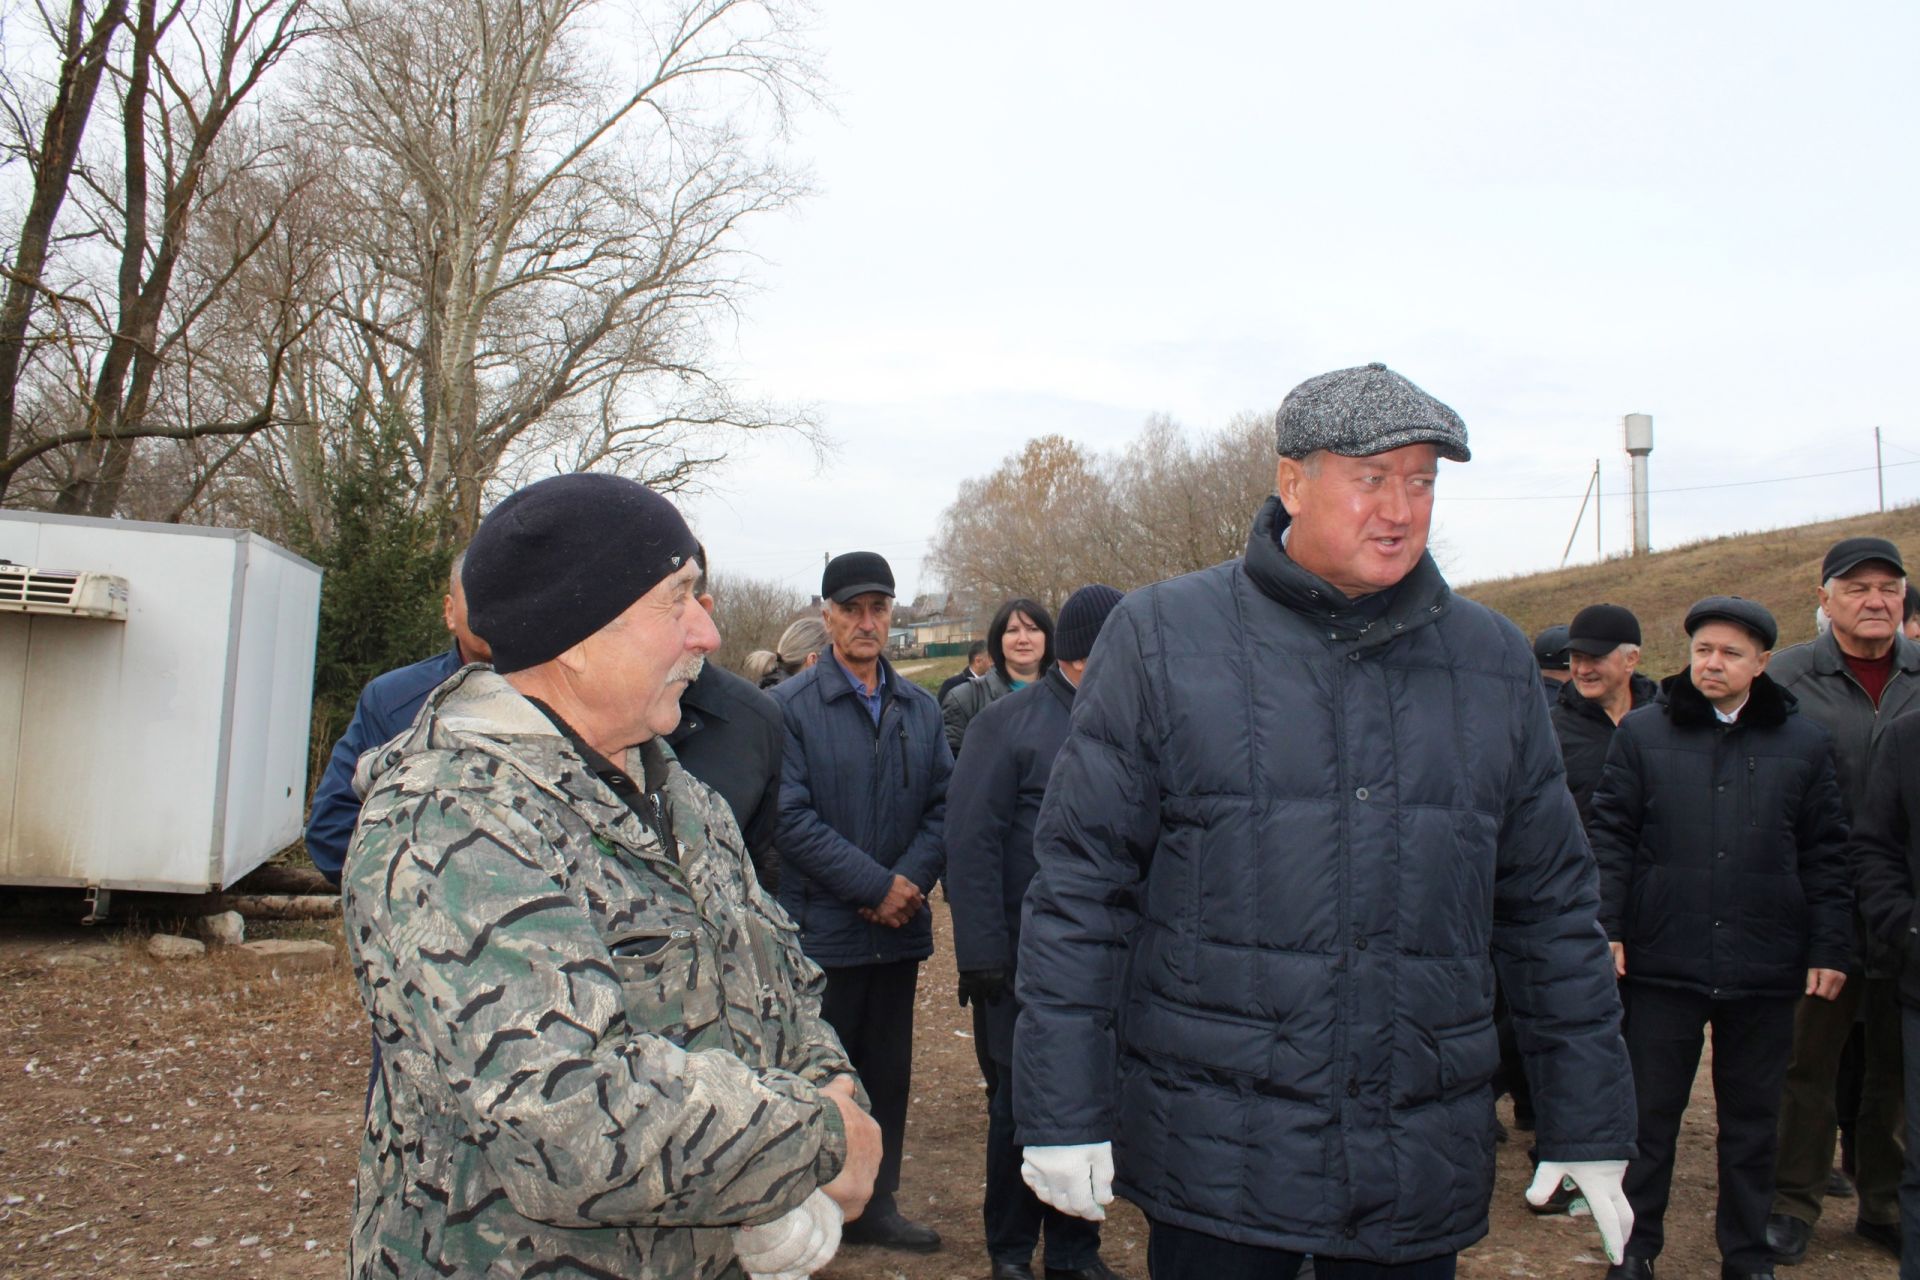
left=1659, top=667, right=1794, bottom=729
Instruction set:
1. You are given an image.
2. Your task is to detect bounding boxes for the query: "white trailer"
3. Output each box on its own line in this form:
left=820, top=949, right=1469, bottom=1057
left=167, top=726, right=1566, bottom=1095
left=0, top=510, right=322, bottom=898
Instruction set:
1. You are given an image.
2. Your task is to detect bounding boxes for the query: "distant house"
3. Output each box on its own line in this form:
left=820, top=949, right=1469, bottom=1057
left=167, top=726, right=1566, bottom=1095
left=901, top=616, right=976, bottom=656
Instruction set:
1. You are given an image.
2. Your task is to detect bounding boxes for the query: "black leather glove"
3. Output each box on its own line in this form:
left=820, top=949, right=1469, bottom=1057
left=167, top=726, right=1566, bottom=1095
left=957, top=969, right=1010, bottom=1007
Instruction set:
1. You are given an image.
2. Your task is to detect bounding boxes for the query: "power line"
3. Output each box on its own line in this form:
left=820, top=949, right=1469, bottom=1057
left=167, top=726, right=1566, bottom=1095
left=1440, top=458, right=1920, bottom=503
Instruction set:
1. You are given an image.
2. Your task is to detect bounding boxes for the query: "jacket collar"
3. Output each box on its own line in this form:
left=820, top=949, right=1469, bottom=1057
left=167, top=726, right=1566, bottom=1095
left=1241, top=495, right=1451, bottom=649
left=1809, top=628, right=1920, bottom=675
left=817, top=647, right=901, bottom=707
left=667, top=660, right=730, bottom=746
left=1042, top=665, right=1077, bottom=711
left=1660, top=668, right=1794, bottom=730
left=356, top=665, right=678, bottom=869
left=1556, top=669, right=1660, bottom=723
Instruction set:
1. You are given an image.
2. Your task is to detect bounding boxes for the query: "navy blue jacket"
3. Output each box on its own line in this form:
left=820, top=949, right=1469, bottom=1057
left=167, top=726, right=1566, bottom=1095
left=306, top=648, right=464, bottom=884
left=1589, top=670, right=1852, bottom=998
left=771, top=651, right=950, bottom=967
left=1014, top=497, right=1634, bottom=1262
left=946, top=666, right=1076, bottom=1063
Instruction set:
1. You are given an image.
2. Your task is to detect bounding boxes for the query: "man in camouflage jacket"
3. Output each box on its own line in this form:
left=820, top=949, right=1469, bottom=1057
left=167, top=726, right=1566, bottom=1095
left=342, top=474, right=878, bottom=1279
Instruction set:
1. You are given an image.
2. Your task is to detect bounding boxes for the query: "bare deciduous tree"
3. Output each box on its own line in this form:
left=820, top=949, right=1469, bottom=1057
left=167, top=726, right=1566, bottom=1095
left=306, top=0, right=822, bottom=541
left=703, top=567, right=806, bottom=675
left=0, top=0, right=322, bottom=510
left=928, top=413, right=1280, bottom=609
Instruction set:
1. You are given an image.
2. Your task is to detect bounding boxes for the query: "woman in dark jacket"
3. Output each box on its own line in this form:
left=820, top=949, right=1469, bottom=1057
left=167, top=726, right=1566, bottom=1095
left=947, top=584, right=1124, bottom=1280
left=942, top=597, right=1054, bottom=754
left=1588, top=597, right=1852, bottom=1280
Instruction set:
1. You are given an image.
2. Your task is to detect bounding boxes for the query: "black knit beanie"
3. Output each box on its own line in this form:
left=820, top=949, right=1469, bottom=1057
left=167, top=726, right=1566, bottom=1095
left=464, top=473, right=699, bottom=674
left=1054, top=584, right=1124, bottom=662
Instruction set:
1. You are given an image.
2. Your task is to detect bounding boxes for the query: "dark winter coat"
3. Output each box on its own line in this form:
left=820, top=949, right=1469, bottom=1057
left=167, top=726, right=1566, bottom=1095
left=943, top=667, right=1018, bottom=755
left=771, top=651, right=950, bottom=968
left=668, top=661, right=785, bottom=891
left=306, top=648, right=465, bottom=884
left=1852, top=708, right=1920, bottom=1008
left=1550, top=672, right=1660, bottom=828
left=945, top=667, right=1076, bottom=1064
left=1769, top=630, right=1920, bottom=977
left=936, top=669, right=976, bottom=705
left=1013, top=496, right=1634, bottom=1263
left=1588, top=670, right=1852, bottom=999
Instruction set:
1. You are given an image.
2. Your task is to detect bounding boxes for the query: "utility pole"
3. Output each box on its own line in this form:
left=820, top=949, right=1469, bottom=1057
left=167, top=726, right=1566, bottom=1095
left=1876, top=426, right=1885, bottom=513
left=1594, top=458, right=1601, bottom=559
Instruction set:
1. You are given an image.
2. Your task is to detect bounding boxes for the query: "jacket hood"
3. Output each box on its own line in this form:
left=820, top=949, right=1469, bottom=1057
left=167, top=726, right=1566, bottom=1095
left=1659, top=667, right=1795, bottom=729
left=1556, top=669, right=1660, bottom=722
left=351, top=664, right=660, bottom=808
left=1241, top=495, right=1451, bottom=650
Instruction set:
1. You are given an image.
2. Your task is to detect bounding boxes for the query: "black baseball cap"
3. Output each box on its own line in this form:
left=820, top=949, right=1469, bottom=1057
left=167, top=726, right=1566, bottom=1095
left=1567, top=604, right=1642, bottom=656
left=1685, top=595, right=1778, bottom=650
left=822, top=551, right=895, bottom=604
left=1532, top=624, right=1571, bottom=671
left=1823, top=536, right=1905, bottom=582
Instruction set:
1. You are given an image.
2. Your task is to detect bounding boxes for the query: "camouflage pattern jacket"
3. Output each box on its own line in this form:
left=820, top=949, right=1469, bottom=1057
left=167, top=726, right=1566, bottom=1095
left=341, top=667, right=858, bottom=1279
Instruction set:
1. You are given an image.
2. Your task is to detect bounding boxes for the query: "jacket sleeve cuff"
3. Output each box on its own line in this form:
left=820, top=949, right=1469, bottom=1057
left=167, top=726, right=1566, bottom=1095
left=812, top=1094, right=847, bottom=1185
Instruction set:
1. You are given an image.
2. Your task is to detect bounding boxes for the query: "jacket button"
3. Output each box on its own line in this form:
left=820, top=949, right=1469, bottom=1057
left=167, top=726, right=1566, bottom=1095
left=1717, top=784, right=1726, bottom=792
left=1355, top=787, right=1370, bottom=800
left=1344, top=1224, right=1359, bottom=1239
left=1717, top=850, right=1726, bottom=859
left=1354, top=937, right=1368, bottom=951
left=1347, top=1079, right=1360, bottom=1098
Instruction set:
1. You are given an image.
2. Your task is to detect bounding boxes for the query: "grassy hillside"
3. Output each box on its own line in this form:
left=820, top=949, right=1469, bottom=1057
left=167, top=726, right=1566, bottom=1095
left=1457, top=504, right=1920, bottom=677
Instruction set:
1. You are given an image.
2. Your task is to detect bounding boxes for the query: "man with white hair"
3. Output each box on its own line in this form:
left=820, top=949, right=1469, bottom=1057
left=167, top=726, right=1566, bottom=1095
left=1766, top=536, right=1920, bottom=1265
left=341, top=472, right=879, bottom=1279
left=1550, top=603, right=1659, bottom=829
left=1014, top=363, right=1637, bottom=1279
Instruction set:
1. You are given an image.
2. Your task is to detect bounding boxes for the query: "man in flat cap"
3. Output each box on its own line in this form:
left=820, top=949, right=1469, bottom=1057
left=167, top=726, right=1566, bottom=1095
left=1534, top=622, right=1573, bottom=697
left=1015, top=363, right=1636, bottom=1279
left=1551, top=603, right=1658, bottom=829
left=1766, top=536, right=1919, bottom=1265
left=341, top=472, right=880, bottom=1280
left=771, top=550, right=952, bottom=1253
left=1589, top=597, right=1850, bottom=1280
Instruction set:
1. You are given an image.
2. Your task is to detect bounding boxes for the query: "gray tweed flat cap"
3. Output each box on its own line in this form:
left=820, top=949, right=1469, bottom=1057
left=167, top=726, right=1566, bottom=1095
left=1274, top=362, right=1470, bottom=462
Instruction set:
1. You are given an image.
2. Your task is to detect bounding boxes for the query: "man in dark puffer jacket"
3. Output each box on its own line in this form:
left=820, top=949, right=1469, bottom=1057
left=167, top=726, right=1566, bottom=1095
left=1015, top=364, right=1637, bottom=1280
left=1589, top=596, right=1852, bottom=1280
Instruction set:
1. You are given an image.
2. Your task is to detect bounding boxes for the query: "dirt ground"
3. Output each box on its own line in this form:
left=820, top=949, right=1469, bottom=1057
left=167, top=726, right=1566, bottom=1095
left=0, top=904, right=1900, bottom=1279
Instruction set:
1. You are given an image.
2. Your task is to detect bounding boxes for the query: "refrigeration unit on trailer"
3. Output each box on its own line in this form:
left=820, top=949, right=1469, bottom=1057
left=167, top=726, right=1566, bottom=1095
left=0, top=510, right=322, bottom=904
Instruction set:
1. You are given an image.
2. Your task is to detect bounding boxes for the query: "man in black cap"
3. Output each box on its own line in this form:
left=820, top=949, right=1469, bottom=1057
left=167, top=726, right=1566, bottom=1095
left=1551, top=604, right=1659, bottom=828
left=948, top=584, right=1126, bottom=1280
left=1766, top=536, right=1920, bottom=1264
left=1016, top=363, right=1635, bottom=1279
left=1535, top=623, right=1573, bottom=697
left=1589, top=596, right=1850, bottom=1280
left=771, top=551, right=952, bottom=1253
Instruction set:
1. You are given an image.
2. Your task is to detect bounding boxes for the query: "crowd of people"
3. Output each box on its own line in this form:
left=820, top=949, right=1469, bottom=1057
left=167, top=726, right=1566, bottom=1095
left=309, top=361, right=1920, bottom=1280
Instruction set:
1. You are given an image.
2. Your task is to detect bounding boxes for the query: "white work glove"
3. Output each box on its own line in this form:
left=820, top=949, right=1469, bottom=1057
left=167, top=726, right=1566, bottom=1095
left=1527, top=1159, right=1632, bottom=1265
left=1021, top=1141, right=1115, bottom=1221
left=732, top=1189, right=843, bottom=1279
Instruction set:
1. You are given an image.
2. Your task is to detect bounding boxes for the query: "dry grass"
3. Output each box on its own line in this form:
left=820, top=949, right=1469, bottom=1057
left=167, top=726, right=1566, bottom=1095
left=1457, top=504, right=1920, bottom=675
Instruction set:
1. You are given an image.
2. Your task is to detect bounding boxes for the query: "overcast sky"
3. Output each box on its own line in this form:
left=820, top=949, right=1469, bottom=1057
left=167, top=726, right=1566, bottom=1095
left=683, top=0, right=1920, bottom=605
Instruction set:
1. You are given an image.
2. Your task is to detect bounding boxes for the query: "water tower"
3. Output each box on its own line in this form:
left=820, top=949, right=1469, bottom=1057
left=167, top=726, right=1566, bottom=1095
left=1624, top=413, right=1653, bottom=555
